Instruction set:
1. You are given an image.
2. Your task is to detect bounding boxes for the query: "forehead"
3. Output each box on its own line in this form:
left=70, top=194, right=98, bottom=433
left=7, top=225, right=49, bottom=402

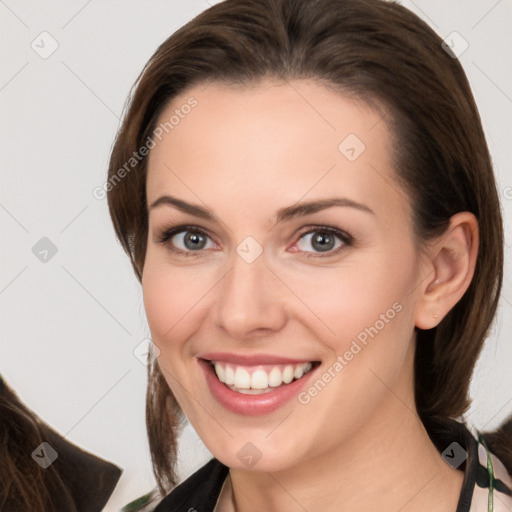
left=146, top=79, right=409, bottom=221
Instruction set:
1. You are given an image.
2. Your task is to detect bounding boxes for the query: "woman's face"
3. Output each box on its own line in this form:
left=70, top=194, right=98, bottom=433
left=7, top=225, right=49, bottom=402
left=143, top=79, right=430, bottom=471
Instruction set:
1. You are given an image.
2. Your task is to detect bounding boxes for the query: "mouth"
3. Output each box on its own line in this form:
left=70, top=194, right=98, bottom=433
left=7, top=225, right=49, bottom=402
left=196, top=353, right=321, bottom=415
left=207, top=360, right=318, bottom=394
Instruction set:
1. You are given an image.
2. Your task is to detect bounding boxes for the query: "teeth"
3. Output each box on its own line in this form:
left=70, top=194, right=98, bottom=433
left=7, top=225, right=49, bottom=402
left=225, top=365, right=235, bottom=386
left=212, top=361, right=314, bottom=392
left=282, top=365, right=294, bottom=384
left=237, top=387, right=274, bottom=395
left=251, top=369, right=268, bottom=390
left=294, top=365, right=304, bottom=379
left=234, top=367, right=251, bottom=389
left=214, top=363, right=225, bottom=382
left=268, top=367, right=282, bottom=387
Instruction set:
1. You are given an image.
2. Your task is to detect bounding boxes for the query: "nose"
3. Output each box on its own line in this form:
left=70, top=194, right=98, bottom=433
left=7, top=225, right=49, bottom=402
left=213, top=249, right=288, bottom=341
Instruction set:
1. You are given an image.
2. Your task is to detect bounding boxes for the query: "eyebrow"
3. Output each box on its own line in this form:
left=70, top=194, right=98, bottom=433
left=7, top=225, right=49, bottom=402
left=148, top=194, right=375, bottom=223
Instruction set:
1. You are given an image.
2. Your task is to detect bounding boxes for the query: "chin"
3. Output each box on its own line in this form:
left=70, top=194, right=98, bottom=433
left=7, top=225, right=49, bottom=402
left=203, top=432, right=310, bottom=474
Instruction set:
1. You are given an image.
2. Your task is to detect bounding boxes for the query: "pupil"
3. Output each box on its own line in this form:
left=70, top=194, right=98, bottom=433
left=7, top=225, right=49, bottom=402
left=313, top=233, right=334, bottom=252
left=185, top=232, right=205, bottom=250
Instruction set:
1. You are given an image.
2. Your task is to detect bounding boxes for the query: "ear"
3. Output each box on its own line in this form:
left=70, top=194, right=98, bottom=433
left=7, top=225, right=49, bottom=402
left=414, top=212, right=479, bottom=330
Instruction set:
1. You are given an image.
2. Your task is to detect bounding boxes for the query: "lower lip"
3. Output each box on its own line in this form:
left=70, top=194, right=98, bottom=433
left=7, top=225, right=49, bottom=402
left=198, top=359, right=319, bottom=416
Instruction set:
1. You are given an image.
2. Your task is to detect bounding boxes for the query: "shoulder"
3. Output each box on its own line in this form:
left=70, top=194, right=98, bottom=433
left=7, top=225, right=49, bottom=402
left=124, top=458, right=229, bottom=512
left=467, top=429, right=512, bottom=512
left=154, top=458, right=229, bottom=512
left=122, top=491, right=162, bottom=512
left=0, top=375, right=122, bottom=511
left=429, top=419, right=512, bottom=512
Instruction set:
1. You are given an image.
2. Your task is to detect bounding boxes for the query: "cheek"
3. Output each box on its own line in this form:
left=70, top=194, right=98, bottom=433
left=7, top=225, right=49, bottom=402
left=281, top=252, right=417, bottom=386
left=141, top=256, right=212, bottom=354
left=277, top=256, right=405, bottom=334
left=141, top=259, right=212, bottom=413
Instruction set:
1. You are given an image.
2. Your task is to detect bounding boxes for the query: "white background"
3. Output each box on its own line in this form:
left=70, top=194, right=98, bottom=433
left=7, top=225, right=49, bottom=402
left=1, top=1, right=511, bottom=510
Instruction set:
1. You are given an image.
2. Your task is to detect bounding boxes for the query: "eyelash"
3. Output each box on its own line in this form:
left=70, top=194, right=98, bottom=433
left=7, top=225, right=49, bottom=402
left=155, top=224, right=354, bottom=259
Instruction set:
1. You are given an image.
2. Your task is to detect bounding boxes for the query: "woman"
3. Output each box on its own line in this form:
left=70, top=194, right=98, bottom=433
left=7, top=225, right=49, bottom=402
left=0, top=376, right=121, bottom=511
left=108, top=0, right=512, bottom=510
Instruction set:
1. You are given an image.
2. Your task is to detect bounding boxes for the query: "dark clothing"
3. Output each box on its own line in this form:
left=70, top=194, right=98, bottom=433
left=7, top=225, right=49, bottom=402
left=0, top=376, right=121, bottom=511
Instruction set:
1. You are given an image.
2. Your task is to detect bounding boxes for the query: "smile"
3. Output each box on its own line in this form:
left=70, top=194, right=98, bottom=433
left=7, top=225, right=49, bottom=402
left=198, top=354, right=321, bottom=416
left=211, top=361, right=314, bottom=394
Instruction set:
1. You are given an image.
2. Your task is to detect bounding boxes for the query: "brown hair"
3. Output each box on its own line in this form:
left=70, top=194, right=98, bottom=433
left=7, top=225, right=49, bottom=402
left=106, top=0, right=510, bottom=495
left=0, top=378, right=75, bottom=511
left=0, top=376, right=121, bottom=512
left=0, top=377, right=122, bottom=511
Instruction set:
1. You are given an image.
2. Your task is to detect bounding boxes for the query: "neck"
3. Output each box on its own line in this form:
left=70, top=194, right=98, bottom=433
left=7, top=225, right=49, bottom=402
left=218, top=350, right=464, bottom=512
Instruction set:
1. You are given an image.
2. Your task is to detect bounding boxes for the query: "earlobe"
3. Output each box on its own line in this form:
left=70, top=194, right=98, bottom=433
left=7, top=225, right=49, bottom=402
left=415, top=212, right=479, bottom=330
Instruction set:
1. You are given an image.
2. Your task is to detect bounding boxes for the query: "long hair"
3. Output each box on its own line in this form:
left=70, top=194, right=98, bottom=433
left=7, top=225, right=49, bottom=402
left=0, top=377, right=122, bottom=511
left=106, top=0, right=509, bottom=495
left=0, top=378, right=76, bottom=511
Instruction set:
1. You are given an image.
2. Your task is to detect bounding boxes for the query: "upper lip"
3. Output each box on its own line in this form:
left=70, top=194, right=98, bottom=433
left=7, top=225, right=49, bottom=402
left=199, top=352, right=318, bottom=366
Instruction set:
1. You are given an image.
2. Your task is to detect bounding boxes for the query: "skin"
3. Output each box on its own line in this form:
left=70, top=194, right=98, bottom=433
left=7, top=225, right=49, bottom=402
left=142, top=79, right=478, bottom=512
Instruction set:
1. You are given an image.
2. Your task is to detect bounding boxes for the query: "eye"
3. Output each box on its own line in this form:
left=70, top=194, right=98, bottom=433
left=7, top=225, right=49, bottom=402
left=293, top=226, right=353, bottom=257
left=156, top=225, right=216, bottom=255
left=155, top=224, right=353, bottom=258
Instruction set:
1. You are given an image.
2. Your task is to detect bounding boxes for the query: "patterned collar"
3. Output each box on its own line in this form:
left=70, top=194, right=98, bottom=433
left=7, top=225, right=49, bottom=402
left=463, top=428, right=512, bottom=511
